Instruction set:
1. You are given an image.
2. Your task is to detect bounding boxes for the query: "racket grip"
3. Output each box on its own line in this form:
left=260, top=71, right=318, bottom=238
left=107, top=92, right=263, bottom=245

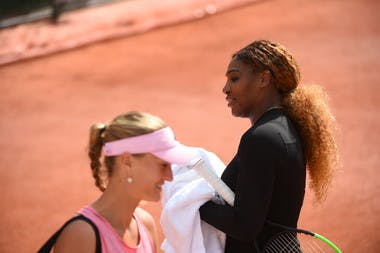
left=192, top=159, right=235, bottom=206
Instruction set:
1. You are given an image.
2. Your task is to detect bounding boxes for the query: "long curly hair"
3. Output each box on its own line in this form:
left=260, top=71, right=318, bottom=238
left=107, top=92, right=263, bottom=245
left=233, top=40, right=339, bottom=202
left=88, top=111, right=167, bottom=191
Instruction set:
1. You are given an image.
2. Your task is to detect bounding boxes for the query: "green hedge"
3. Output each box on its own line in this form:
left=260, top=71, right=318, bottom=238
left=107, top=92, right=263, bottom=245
left=0, top=0, right=51, bottom=19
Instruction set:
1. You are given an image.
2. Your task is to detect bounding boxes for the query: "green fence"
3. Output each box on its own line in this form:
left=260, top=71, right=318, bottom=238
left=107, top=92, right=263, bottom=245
left=0, top=0, right=120, bottom=28
left=1, top=0, right=51, bottom=19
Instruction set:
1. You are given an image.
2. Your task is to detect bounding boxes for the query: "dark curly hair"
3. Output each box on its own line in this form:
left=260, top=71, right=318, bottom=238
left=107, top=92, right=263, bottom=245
left=233, top=40, right=339, bottom=202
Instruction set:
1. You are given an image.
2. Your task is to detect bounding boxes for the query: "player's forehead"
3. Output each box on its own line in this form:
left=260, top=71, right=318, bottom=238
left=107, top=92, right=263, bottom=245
left=225, top=58, right=251, bottom=75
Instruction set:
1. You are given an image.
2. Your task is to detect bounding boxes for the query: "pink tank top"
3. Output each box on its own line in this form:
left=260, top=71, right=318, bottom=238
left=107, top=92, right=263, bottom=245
left=78, top=206, right=155, bottom=253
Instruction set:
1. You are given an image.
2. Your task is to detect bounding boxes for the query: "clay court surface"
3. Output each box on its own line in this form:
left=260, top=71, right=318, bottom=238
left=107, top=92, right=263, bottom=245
left=0, top=0, right=379, bottom=252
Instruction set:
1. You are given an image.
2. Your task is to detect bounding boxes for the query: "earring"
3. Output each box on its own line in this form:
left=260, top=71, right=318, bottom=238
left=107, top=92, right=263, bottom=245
left=127, top=177, right=133, bottom=183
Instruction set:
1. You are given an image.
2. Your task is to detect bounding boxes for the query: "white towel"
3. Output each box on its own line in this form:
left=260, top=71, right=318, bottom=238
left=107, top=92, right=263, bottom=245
left=160, top=148, right=226, bottom=253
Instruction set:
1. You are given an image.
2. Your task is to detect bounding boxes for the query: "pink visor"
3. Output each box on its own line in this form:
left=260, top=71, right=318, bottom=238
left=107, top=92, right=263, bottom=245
left=102, top=127, right=197, bottom=165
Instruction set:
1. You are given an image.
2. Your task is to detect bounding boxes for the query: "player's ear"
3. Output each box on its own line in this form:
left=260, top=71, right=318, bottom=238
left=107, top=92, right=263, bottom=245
left=259, top=70, right=271, bottom=87
left=120, top=153, right=132, bottom=167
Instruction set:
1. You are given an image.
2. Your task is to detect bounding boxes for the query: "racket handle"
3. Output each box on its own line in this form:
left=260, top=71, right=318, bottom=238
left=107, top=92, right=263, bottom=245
left=192, top=159, right=235, bottom=206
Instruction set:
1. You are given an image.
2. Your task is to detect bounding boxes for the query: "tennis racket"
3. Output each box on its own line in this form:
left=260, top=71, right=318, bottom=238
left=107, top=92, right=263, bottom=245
left=262, top=220, right=342, bottom=253
left=192, top=159, right=234, bottom=206
left=191, top=159, right=342, bottom=253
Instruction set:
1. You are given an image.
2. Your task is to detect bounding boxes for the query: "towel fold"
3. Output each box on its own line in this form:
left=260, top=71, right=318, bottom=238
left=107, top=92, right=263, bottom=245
left=160, top=148, right=226, bottom=253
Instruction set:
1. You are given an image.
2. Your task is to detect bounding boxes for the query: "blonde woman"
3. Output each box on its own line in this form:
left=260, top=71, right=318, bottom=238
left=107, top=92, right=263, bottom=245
left=39, top=111, right=197, bottom=253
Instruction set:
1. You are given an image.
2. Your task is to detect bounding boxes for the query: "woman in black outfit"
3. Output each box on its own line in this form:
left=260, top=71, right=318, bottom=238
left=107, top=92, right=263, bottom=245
left=199, top=40, right=339, bottom=252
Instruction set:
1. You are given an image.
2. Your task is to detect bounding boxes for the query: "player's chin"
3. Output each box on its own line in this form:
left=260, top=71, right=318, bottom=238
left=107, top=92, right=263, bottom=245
left=146, top=189, right=162, bottom=202
left=231, top=108, right=250, bottom=118
left=230, top=106, right=240, bottom=116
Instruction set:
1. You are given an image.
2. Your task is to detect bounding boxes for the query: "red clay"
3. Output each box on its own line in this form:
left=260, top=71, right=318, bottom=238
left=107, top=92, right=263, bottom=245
left=1, top=0, right=379, bottom=252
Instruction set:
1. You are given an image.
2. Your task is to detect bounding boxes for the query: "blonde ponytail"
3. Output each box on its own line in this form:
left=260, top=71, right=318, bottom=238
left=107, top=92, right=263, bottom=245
left=88, top=123, right=107, bottom=191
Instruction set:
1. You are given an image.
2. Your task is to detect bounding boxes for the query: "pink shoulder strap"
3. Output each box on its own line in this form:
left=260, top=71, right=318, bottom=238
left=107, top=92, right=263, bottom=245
left=134, top=214, right=155, bottom=253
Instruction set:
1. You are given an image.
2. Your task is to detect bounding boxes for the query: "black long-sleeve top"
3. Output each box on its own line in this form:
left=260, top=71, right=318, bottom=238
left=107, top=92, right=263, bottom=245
left=199, top=108, right=306, bottom=252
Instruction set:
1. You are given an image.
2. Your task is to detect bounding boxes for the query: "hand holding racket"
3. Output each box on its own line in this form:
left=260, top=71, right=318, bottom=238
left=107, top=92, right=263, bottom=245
left=191, top=159, right=342, bottom=253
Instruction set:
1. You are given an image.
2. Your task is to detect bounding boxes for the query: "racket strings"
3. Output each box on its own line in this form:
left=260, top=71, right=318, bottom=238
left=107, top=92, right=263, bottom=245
left=301, top=236, right=325, bottom=253
left=263, top=232, right=302, bottom=253
left=263, top=232, right=332, bottom=253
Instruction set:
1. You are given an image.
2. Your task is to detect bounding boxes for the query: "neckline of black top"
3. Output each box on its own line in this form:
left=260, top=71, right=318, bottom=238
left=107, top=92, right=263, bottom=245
left=254, top=107, right=284, bottom=125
